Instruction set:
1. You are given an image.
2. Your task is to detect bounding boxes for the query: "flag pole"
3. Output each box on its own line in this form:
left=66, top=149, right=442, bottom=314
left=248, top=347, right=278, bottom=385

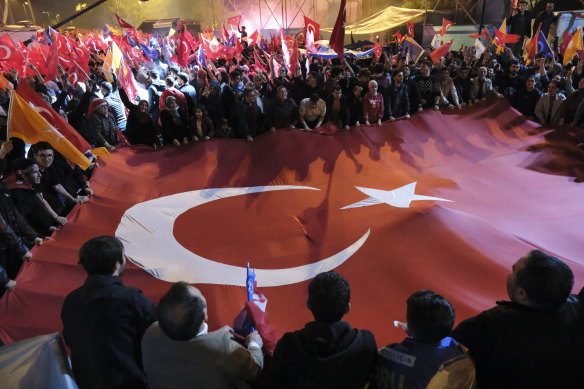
left=478, top=0, right=487, bottom=36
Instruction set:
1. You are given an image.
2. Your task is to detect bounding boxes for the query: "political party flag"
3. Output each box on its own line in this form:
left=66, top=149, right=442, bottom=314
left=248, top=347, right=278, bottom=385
left=431, top=33, right=441, bottom=49
left=563, top=27, right=583, bottom=66
left=140, top=42, right=158, bottom=60
left=8, top=92, right=92, bottom=170
left=401, top=36, right=424, bottom=63
left=197, top=45, right=207, bottom=69
left=329, top=0, right=346, bottom=60
left=227, top=15, right=242, bottom=26
left=537, top=31, right=553, bottom=58
left=304, top=16, right=320, bottom=41
left=429, top=39, right=453, bottom=64
left=524, top=23, right=541, bottom=65
left=260, top=38, right=268, bottom=52
left=474, top=38, right=485, bottom=59
left=115, top=14, right=134, bottom=29
left=0, top=73, right=13, bottom=91
left=438, top=18, right=454, bottom=36
left=102, top=49, right=115, bottom=83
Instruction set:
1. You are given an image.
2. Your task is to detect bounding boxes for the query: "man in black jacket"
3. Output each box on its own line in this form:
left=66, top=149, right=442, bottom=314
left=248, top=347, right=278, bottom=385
left=452, top=250, right=584, bottom=388
left=271, top=271, right=378, bottom=389
left=61, top=236, right=156, bottom=389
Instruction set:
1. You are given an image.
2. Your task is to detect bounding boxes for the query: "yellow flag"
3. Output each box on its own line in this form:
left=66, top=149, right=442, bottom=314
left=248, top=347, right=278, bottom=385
left=102, top=49, right=114, bottom=83
left=112, top=41, right=123, bottom=72
left=168, top=28, right=176, bottom=37
left=8, top=92, right=92, bottom=170
left=494, top=19, right=507, bottom=54
left=0, top=74, right=13, bottom=91
left=563, top=27, right=583, bottom=66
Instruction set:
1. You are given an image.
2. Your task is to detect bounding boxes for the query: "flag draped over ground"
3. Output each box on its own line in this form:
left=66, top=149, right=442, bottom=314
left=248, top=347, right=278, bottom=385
left=0, top=99, right=582, bottom=346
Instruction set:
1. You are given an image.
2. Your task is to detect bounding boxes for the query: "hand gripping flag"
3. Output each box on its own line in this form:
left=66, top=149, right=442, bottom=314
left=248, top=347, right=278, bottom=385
left=233, top=264, right=279, bottom=355
left=329, top=0, right=346, bottom=60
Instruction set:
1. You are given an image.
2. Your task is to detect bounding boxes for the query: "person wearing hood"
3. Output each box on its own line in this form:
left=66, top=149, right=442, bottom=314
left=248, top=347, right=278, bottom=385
left=160, top=95, right=193, bottom=146
left=198, top=80, right=225, bottom=127
left=271, top=271, right=378, bottom=389
left=86, top=99, right=119, bottom=151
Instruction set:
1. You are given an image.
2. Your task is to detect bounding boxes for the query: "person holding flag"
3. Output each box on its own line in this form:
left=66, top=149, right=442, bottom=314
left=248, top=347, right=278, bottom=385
left=141, top=281, right=264, bottom=388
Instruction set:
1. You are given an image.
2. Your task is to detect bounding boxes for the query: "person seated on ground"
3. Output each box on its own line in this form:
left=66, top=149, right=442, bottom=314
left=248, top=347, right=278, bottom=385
left=454, top=66, right=475, bottom=106
left=32, top=142, right=90, bottom=216
left=192, top=105, right=215, bottom=140
left=347, top=85, right=364, bottom=126
left=534, top=79, right=566, bottom=125
left=438, top=66, right=461, bottom=109
left=100, top=81, right=127, bottom=131
left=117, top=81, right=158, bottom=148
left=160, top=95, right=193, bottom=146
left=9, top=158, right=68, bottom=231
left=86, top=99, right=119, bottom=151
left=452, top=250, right=584, bottom=388
left=512, top=75, right=542, bottom=121
left=142, top=282, right=263, bottom=388
left=265, top=86, right=298, bottom=133
left=384, top=69, right=410, bottom=121
left=372, top=290, right=475, bottom=389
left=363, top=80, right=384, bottom=126
left=299, top=93, right=326, bottom=132
left=61, top=236, right=157, bottom=389
left=237, top=88, right=263, bottom=142
left=416, top=61, right=441, bottom=111
left=325, top=85, right=350, bottom=130
left=271, top=271, right=378, bottom=389
left=472, top=66, right=493, bottom=102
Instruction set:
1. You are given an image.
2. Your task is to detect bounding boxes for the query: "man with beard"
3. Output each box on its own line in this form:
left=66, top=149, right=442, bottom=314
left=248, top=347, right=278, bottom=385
left=494, top=60, right=525, bottom=99
left=61, top=236, right=157, bottom=389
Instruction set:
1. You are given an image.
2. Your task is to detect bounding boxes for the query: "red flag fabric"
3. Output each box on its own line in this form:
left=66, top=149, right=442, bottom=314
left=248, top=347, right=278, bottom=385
left=494, top=28, right=520, bottom=44
left=254, top=50, right=266, bottom=72
left=304, top=16, right=321, bottom=41
left=468, top=28, right=492, bottom=42
left=438, top=18, right=454, bottom=36
left=373, top=42, right=382, bottom=61
left=45, top=42, right=59, bottom=81
left=16, top=80, right=92, bottom=154
left=115, top=14, right=134, bottom=29
left=329, top=0, right=346, bottom=60
left=248, top=30, right=259, bottom=46
left=429, top=39, right=454, bottom=64
left=393, top=30, right=405, bottom=44
left=407, top=22, right=414, bottom=37
left=0, top=33, right=26, bottom=70
left=560, top=30, right=576, bottom=54
left=221, top=24, right=230, bottom=42
left=118, top=59, right=139, bottom=102
left=68, top=61, right=89, bottom=86
left=227, top=15, right=242, bottom=26
left=1, top=98, right=583, bottom=348
left=27, top=42, right=48, bottom=76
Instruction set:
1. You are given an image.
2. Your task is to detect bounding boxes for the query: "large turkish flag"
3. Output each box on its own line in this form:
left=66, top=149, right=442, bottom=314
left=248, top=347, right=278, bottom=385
left=0, top=98, right=583, bottom=347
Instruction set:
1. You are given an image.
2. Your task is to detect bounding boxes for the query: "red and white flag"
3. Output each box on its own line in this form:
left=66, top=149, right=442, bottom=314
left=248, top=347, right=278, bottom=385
left=304, top=16, right=320, bottom=41
left=329, top=0, right=346, bottom=59
left=227, top=15, right=241, bottom=26
left=438, top=18, right=454, bottom=36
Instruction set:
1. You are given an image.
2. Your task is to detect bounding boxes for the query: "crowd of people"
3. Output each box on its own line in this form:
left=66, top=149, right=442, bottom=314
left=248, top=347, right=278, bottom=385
left=60, top=237, right=584, bottom=388
left=0, top=3, right=582, bottom=386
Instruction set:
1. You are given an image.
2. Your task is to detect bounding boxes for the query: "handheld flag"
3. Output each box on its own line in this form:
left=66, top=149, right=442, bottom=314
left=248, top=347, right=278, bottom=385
left=429, top=39, right=453, bottom=64
left=227, top=15, right=242, bottom=26
left=329, top=0, right=346, bottom=60
left=438, top=18, right=454, bottom=36
left=304, top=16, right=320, bottom=41
left=8, top=92, right=92, bottom=170
left=115, top=14, right=134, bottom=29
left=563, top=27, right=583, bottom=66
